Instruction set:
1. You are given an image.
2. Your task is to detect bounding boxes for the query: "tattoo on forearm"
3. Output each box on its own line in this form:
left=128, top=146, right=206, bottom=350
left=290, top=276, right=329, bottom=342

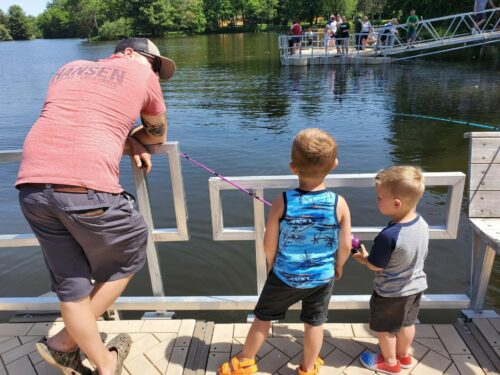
left=141, top=116, right=165, bottom=137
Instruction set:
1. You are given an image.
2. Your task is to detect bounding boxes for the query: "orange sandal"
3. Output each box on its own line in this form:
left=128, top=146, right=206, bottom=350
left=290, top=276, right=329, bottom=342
left=219, top=356, right=258, bottom=375
left=297, top=356, right=324, bottom=375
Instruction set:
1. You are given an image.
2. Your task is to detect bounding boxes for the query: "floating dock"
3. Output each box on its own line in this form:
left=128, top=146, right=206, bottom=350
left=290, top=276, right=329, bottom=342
left=1, top=317, right=500, bottom=375
left=278, top=8, right=500, bottom=66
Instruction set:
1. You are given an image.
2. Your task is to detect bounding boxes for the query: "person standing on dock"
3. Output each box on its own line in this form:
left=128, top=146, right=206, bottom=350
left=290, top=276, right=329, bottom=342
left=15, top=37, right=176, bottom=375
left=376, top=18, right=399, bottom=56
left=290, top=20, right=303, bottom=54
left=218, top=128, right=352, bottom=375
left=405, top=9, right=419, bottom=49
left=324, top=20, right=333, bottom=53
left=353, top=166, right=428, bottom=375
left=339, top=16, right=351, bottom=55
left=329, top=15, right=338, bottom=51
left=360, top=16, right=373, bottom=49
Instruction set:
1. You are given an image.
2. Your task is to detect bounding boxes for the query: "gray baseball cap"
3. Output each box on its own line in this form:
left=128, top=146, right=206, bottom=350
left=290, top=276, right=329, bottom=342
left=115, top=37, right=176, bottom=80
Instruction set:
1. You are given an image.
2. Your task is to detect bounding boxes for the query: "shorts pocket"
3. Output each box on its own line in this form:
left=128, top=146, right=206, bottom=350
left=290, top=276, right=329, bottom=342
left=72, top=207, right=109, bottom=219
left=61, top=192, right=112, bottom=222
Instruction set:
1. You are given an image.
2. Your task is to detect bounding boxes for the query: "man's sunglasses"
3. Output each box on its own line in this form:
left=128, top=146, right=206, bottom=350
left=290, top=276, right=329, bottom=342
left=137, top=51, right=162, bottom=73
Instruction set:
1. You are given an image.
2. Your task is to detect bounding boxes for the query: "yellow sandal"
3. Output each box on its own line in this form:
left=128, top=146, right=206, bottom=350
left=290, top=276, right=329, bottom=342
left=297, top=356, right=324, bottom=375
left=219, top=356, right=258, bottom=375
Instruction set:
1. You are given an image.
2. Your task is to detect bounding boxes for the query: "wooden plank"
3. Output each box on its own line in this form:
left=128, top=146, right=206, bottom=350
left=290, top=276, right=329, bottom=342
left=412, top=350, right=451, bottom=375
left=255, top=348, right=290, bottom=374
left=489, top=319, right=500, bottom=332
left=469, top=192, right=500, bottom=217
left=210, top=324, right=233, bottom=353
left=451, top=354, right=485, bottom=375
left=469, top=219, right=500, bottom=253
left=5, top=356, right=36, bottom=375
left=469, top=138, right=500, bottom=164
left=266, top=338, right=302, bottom=358
left=183, top=321, right=206, bottom=375
left=166, top=347, right=189, bottom=375
left=196, top=321, right=214, bottom=375
left=455, top=322, right=500, bottom=374
left=469, top=164, right=500, bottom=191
left=434, top=325, right=470, bottom=354
left=205, top=352, right=230, bottom=375
left=473, top=319, right=500, bottom=348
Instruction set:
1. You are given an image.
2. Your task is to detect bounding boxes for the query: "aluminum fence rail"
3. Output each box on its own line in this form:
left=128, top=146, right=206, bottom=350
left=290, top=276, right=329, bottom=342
left=0, top=147, right=471, bottom=311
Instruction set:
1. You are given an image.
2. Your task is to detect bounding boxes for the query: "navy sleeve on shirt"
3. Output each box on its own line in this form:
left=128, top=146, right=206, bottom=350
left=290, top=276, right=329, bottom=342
left=367, top=225, right=400, bottom=268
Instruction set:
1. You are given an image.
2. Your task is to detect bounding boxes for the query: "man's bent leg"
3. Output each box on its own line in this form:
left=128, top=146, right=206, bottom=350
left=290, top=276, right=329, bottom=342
left=48, top=275, right=133, bottom=352
left=61, top=296, right=117, bottom=375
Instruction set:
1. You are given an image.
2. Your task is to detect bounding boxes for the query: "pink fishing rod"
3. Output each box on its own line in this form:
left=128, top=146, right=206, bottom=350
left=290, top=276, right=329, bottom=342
left=180, top=152, right=272, bottom=207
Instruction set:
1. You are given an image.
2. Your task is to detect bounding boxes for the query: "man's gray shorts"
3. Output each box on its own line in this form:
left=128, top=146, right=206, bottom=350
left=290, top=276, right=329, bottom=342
left=19, top=184, right=148, bottom=302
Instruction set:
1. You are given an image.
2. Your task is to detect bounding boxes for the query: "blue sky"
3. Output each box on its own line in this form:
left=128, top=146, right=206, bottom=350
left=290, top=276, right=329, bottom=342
left=0, top=0, right=46, bottom=16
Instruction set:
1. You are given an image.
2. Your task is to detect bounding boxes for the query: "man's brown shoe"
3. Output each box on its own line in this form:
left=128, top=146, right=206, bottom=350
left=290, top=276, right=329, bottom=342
left=35, top=337, right=94, bottom=375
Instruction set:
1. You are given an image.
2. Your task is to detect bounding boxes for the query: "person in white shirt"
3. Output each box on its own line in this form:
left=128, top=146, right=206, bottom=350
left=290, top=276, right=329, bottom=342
left=361, top=16, right=372, bottom=49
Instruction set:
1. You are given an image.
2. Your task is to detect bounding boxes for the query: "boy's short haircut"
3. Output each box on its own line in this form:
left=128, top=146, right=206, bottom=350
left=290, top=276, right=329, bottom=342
left=375, top=166, right=425, bottom=206
left=291, top=128, right=337, bottom=178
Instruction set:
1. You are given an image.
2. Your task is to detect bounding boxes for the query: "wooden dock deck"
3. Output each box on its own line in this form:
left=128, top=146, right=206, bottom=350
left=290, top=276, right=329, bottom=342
left=1, top=318, right=499, bottom=375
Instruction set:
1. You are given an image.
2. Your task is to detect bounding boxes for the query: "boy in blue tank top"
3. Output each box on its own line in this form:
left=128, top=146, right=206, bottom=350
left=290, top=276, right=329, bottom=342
left=219, top=128, right=352, bottom=375
left=353, top=166, right=428, bottom=375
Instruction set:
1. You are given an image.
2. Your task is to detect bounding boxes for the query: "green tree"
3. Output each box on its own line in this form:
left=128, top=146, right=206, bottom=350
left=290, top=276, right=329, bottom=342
left=0, top=9, right=8, bottom=25
left=125, top=0, right=172, bottom=37
left=37, top=3, right=74, bottom=38
left=7, top=5, right=32, bottom=39
left=383, top=0, right=471, bottom=20
left=171, top=0, right=206, bottom=32
left=76, top=0, right=108, bottom=38
left=0, top=24, right=13, bottom=40
left=204, top=0, right=233, bottom=30
left=324, top=0, right=358, bottom=17
left=98, top=17, right=132, bottom=40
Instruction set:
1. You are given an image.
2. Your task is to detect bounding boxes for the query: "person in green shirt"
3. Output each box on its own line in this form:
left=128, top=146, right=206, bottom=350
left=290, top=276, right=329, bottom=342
left=406, top=9, right=419, bottom=49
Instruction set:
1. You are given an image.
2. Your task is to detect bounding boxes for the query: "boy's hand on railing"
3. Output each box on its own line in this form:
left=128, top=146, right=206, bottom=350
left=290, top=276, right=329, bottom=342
left=127, top=137, right=152, bottom=175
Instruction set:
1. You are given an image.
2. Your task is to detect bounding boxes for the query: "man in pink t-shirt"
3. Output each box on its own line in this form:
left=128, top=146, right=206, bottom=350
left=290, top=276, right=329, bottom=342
left=16, top=37, right=175, bottom=375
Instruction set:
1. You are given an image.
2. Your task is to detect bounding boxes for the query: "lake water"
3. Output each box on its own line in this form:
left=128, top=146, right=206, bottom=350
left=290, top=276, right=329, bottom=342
left=0, top=34, right=498, bottom=321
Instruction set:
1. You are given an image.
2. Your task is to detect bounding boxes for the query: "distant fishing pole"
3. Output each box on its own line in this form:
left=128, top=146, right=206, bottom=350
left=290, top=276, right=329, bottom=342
left=180, top=153, right=272, bottom=207
left=395, top=113, right=499, bottom=130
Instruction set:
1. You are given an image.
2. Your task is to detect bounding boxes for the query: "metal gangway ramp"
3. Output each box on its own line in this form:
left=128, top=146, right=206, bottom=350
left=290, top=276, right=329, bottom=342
left=379, top=8, right=500, bottom=61
left=278, top=8, right=500, bottom=65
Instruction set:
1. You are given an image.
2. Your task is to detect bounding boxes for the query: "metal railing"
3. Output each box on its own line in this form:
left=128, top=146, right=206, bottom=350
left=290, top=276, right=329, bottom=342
left=0, top=147, right=472, bottom=311
left=278, top=8, right=500, bottom=64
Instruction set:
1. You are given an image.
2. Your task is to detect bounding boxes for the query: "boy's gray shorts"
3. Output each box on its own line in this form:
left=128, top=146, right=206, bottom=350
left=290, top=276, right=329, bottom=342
left=19, top=184, right=148, bottom=302
left=369, top=290, right=422, bottom=333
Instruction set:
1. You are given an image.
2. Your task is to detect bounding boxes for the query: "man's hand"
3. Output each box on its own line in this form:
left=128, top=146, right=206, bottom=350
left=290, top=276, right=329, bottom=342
left=127, top=137, right=152, bottom=174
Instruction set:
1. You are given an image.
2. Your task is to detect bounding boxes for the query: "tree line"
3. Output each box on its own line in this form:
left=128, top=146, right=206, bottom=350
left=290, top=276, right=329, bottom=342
left=0, top=0, right=477, bottom=41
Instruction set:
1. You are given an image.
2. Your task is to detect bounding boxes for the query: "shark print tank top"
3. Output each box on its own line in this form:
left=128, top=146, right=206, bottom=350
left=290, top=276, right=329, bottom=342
left=273, top=189, right=340, bottom=288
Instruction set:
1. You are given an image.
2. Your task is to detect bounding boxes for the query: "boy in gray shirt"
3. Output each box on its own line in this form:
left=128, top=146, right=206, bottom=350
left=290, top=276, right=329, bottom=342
left=353, top=166, right=428, bottom=375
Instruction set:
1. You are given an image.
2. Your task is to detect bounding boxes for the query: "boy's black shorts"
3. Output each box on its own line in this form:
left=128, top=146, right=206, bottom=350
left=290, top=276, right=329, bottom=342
left=370, top=290, right=422, bottom=333
left=254, top=270, right=333, bottom=326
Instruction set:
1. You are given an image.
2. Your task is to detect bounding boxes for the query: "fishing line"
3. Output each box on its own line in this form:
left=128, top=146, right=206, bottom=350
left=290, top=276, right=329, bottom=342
left=180, top=153, right=273, bottom=207
left=395, top=113, right=499, bottom=130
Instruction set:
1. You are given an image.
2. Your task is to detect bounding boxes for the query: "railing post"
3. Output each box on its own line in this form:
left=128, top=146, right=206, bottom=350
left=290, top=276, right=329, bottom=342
left=471, top=244, right=496, bottom=309
left=131, top=162, right=165, bottom=297
left=253, top=188, right=267, bottom=293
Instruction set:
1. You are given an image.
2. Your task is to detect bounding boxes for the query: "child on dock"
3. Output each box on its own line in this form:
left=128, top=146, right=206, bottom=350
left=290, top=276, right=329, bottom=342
left=219, top=128, right=352, bottom=375
left=353, top=166, right=429, bottom=375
